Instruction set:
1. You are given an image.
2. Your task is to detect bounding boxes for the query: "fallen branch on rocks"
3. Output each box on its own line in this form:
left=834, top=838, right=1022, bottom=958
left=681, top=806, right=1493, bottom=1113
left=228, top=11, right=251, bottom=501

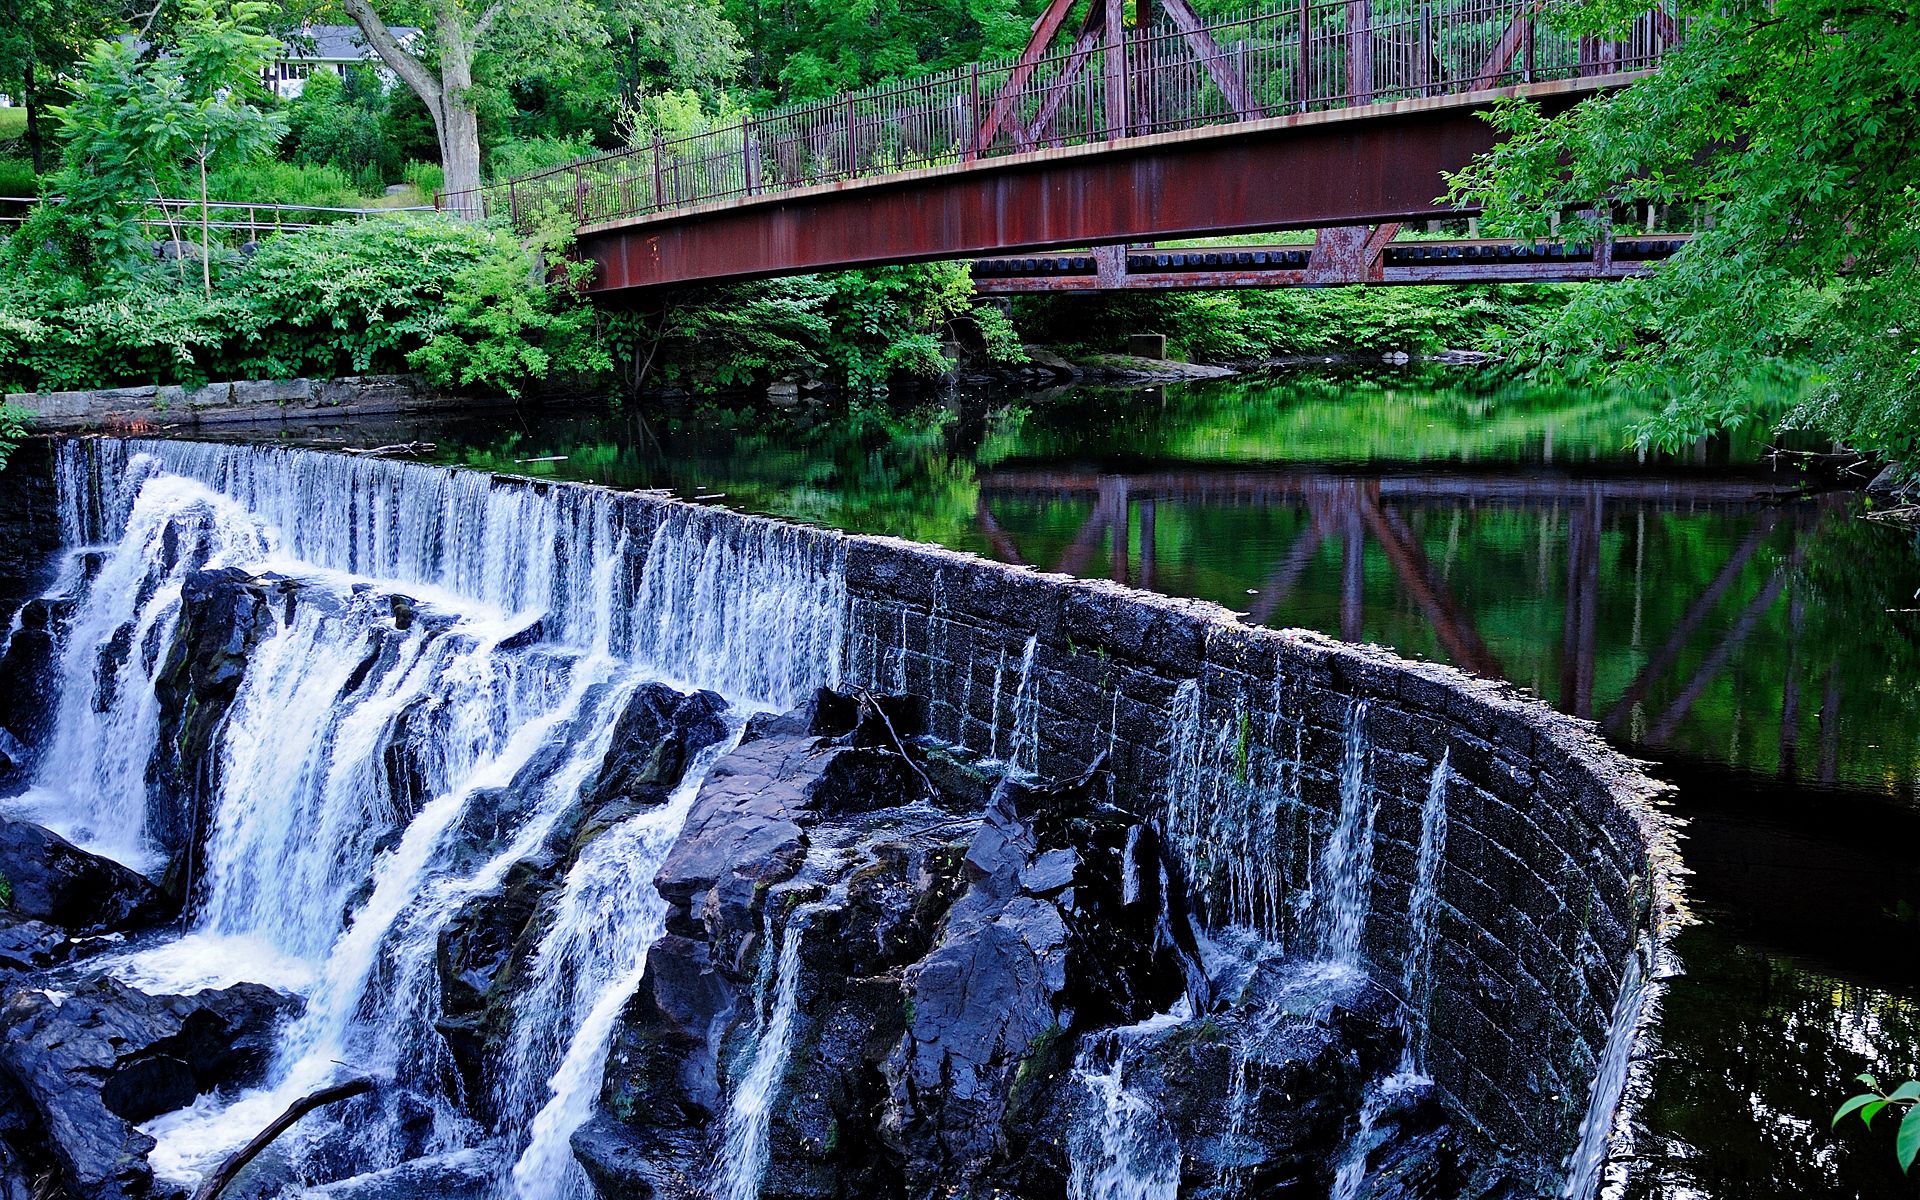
left=340, top=442, right=436, bottom=458
left=191, top=1077, right=376, bottom=1200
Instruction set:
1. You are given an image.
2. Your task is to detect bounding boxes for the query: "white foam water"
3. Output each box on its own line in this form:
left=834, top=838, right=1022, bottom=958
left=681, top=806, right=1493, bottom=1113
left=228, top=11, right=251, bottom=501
left=713, top=870, right=848, bottom=1200
left=34, top=439, right=849, bottom=1195
left=1067, top=1003, right=1191, bottom=1200
left=506, top=726, right=746, bottom=1200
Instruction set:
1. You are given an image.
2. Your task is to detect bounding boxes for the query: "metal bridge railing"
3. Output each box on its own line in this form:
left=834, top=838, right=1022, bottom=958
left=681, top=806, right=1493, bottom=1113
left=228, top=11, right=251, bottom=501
left=448, top=0, right=1678, bottom=231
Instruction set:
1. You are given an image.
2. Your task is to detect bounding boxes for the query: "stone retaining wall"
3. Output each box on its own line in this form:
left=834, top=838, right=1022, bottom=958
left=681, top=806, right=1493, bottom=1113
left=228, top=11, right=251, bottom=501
left=7, top=375, right=477, bottom=431
left=830, top=532, right=1683, bottom=1193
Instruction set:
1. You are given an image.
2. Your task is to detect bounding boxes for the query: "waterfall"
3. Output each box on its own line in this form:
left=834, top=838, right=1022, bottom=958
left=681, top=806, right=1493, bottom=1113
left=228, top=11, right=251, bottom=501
left=1330, top=1070, right=1425, bottom=1200
left=30, top=439, right=850, bottom=1193
left=10, top=475, right=272, bottom=871
left=1400, top=751, right=1450, bottom=1073
left=1315, top=700, right=1375, bottom=965
left=1067, top=1005, right=1190, bottom=1200
left=713, top=861, right=854, bottom=1200
left=62, top=440, right=847, bottom=713
left=1161, top=679, right=1301, bottom=942
left=1563, top=948, right=1651, bottom=1200
left=1004, top=634, right=1041, bottom=774
left=506, top=725, right=746, bottom=1200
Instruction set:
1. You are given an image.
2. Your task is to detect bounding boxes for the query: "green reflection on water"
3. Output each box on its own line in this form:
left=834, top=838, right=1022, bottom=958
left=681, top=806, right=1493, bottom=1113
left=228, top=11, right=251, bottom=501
left=420, top=370, right=1918, bottom=797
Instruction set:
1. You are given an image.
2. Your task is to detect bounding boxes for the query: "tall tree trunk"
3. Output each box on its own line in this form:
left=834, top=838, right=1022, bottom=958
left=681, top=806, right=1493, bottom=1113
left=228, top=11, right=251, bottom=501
left=436, top=27, right=483, bottom=216
left=23, top=61, right=43, bottom=176
left=341, top=0, right=495, bottom=217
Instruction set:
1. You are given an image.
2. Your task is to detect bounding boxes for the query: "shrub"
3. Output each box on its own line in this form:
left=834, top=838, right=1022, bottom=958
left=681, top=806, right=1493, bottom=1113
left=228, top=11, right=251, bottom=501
left=402, top=160, right=444, bottom=198
left=487, top=136, right=597, bottom=181
left=0, top=158, right=37, bottom=199
left=207, top=160, right=367, bottom=209
left=0, top=214, right=605, bottom=397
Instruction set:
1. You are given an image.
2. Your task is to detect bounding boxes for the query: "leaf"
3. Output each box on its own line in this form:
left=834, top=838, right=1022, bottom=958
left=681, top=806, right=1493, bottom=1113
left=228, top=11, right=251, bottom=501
left=1889, top=1081, right=1920, bottom=1104
left=1901, top=1105, right=1920, bottom=1174
left=1835, top=1094, right=1879, bottom=1128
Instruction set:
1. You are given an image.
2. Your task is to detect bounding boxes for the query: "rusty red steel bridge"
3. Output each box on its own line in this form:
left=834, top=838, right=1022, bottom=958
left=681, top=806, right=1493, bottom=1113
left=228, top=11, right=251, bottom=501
left=449, top=0, right=1682, bottom=296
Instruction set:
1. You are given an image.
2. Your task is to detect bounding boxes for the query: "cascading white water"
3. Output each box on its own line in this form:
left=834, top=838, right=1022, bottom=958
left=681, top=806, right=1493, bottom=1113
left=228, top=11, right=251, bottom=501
left=69, top=439, right=847, bottom=711
left=1315, top=699, right=1375, bottom=965
left=506, top=725, right=746, bottom=1200
left=1160, top=679, right=1304, bottom=943
left=1330, top=1069, right=1426, bottom=1200
left=1004, top=634, right=1041, bottom=774
left=9, top=474, right=273, bottom=871
left=34, top=439, right=851, bottom=1196
left=1066, top=1004, right=1190, bottom=1200
left=1563, top=948, right=1650, bottom=1200
left=1400, top=751, right=1451, bottom=1073
left=713, top=876, right=845, bottom=1200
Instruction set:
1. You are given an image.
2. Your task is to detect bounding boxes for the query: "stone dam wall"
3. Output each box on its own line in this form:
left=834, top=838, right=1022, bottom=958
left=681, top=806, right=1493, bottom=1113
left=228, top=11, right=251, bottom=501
left=839, top=535, right=1684, bottom=1190
left=33, top=438, right=1685, bottom=1194
left=7, top=375, right=479, bottom=431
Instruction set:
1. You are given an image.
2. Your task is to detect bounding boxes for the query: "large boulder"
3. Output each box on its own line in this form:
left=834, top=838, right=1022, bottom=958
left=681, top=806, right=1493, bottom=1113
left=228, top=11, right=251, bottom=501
left=0, top=977, right=301, bottom=1200
left=0, top=818, right=169, bottom=934
left=880, top=769, right=1191, bottom=1196
left=146, top=567, right=284, bottom=898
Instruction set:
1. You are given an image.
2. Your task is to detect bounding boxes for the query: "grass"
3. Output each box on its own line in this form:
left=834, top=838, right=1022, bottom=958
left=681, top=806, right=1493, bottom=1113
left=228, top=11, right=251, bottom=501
left=0, top=108, right=25, bottom=143
left=0, top=158, right=37, bottom=198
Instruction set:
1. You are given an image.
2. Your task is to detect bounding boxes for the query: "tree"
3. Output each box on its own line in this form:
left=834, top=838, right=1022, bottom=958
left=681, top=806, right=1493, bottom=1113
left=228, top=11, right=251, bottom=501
left=341, top=0, right=606, bottom=211
left=0, top=0, right=119, bottom=174
left=49, top=0, right=283, bottom=289
left=1445, top=0, right=1920, bottom=462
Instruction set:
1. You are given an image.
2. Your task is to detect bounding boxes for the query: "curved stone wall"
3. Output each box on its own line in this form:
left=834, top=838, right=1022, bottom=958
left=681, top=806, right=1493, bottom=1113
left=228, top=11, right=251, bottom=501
left=43, top=438, right=1684, bottom=1196
left=838, top=535, right=1685, bottom=1195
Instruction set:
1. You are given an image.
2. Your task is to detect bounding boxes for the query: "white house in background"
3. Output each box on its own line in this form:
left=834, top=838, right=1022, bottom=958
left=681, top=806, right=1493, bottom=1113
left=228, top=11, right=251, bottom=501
left=265, top=25, right=419, bottom=99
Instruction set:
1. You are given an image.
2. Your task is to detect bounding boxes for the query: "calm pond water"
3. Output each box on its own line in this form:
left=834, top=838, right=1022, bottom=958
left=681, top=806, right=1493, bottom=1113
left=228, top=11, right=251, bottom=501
left=204, top=368, right=1920, bottom=1197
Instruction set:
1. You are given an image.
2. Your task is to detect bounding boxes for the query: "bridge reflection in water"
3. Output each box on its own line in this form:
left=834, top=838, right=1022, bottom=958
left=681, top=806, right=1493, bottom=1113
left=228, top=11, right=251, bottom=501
left=976, top=463, right=1867, bottom=789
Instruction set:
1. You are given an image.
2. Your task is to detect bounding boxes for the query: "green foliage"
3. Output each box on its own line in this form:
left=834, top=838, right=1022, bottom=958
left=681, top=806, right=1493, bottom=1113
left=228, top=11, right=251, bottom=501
left=1446, top=0, right=1920, bottom=458
left=0, top=403, right=25, bottom=472
left=634, top=263, right=1025, bottom=393
left=1016, top=285, right=1568, bottom=361
left=488, top=135, right=597, bottom=180
left=48, top=0, right=286, bottom=282
left=0, top=871, right=11, bottom=909
left=0, top=158, right=37, bottom=197
left=281, top=66, right=421, bottom=191
left=403, top=160, right=445, bottom=197
left=1835, top=1075, right=1920, bottom=1172
left=0, top=214, right=603, bottom=397
left=209, top=160, right=367, bottom=208
left=723, top=0, right=1044, bottom=103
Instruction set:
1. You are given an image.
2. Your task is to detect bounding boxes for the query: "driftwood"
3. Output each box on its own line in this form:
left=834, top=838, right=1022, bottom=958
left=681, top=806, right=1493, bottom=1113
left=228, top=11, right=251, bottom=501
left=340, top=442, right=436, bottom=458
left=191, top=1077, right=376, bottom=1200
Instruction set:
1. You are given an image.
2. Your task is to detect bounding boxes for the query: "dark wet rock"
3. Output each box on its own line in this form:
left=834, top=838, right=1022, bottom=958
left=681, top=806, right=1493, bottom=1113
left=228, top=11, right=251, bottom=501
left=881, top=770, right=1190, bottom=1195
left=0, top=597, right=66, bottom=786
left=0, top=976, right=301, bottom=1200
left=589, top=695, right=963, bottom=1198
left=435, top=683, right=729, bottom=1123
left=0, top=918, right=70, bottom=974
left=592, top=685, right=732, bottom=811
left=147, top=567, right=283, bottom=899
left=0, top=818, right=168, bottom=934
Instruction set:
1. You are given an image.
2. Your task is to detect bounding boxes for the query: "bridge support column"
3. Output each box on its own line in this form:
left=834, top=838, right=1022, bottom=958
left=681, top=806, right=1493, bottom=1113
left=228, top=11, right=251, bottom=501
left=1093, top=244, right=1129, bottom=287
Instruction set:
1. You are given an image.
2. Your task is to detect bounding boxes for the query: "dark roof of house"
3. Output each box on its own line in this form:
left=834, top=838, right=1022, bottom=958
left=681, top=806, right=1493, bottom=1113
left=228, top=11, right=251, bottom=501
left=281, top=24, right=418, bottom=61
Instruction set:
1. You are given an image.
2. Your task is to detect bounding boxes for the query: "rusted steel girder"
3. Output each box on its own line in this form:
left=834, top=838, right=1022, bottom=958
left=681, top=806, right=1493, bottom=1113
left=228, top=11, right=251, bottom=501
left=577, top=79, right=1627, bottom=298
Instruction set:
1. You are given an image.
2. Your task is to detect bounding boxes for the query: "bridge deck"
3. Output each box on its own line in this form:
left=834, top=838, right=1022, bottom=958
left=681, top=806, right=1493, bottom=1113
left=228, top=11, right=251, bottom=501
left=457, top=0, right=1678, bottom=296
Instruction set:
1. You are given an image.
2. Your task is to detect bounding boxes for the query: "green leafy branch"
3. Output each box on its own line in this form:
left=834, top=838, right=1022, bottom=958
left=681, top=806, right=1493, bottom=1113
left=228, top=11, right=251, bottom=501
left=1834, top=1074, right=1920, bottom=1173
